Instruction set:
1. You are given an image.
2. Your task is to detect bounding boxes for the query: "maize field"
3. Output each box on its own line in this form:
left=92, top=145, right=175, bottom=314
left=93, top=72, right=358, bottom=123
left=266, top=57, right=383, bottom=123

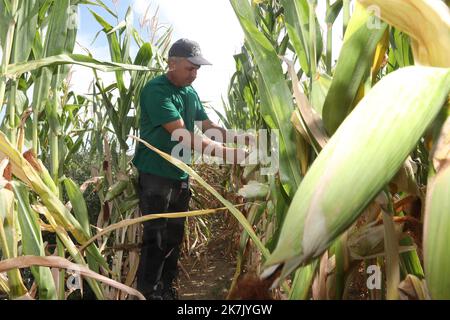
left=0, top=0, right=449, bottom=301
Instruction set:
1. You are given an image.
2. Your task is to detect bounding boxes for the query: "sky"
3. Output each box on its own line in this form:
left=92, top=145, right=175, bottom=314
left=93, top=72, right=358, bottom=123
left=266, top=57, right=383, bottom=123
left=72, top=0, right=247, bottom=122
left=71, top=0, right=344, bottom=122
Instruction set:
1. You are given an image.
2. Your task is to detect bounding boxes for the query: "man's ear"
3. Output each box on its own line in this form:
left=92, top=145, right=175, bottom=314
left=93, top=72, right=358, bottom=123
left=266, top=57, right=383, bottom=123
left=168, top=61, right=176, bottom=72
left=168, top=58, right=179, bottom=72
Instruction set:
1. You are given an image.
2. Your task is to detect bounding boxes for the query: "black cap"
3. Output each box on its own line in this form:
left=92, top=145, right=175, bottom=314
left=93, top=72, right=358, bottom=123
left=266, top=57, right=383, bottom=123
left=168, top=38, right=212, bottom=66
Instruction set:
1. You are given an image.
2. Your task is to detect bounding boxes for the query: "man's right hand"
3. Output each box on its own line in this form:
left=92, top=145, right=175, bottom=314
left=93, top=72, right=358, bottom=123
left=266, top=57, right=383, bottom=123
left=213, top=145, right=249, bottom=165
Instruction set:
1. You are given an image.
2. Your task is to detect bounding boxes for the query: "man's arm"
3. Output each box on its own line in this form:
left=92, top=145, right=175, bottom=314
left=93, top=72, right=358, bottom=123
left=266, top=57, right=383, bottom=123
left=201, top=119, right=255, bottom=146
left=163, top=119, right=247, bottom=164
left=200, top=119, right=228, bottom=143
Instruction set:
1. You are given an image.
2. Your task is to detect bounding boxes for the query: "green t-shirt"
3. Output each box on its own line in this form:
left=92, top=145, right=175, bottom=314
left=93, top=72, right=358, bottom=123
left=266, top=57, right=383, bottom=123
left=132, top=75, right=209, bottom=180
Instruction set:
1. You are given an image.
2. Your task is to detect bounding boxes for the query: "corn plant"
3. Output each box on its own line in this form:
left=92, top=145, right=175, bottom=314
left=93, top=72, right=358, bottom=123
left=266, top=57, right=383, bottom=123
left=2, top=0, right=449, bottom=301
left=226, top=0, right=450, bottom=300
left=0, top=0, right=166, bottom=300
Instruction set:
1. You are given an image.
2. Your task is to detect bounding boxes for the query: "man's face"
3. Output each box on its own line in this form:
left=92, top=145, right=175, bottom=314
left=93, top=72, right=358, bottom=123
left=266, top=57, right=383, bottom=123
left=169, top=58, right=200, bottom=87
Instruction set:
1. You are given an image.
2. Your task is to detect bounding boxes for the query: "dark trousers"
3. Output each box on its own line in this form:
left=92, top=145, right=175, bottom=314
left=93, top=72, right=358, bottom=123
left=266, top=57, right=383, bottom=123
left=136, top=172, right=190, bottom=296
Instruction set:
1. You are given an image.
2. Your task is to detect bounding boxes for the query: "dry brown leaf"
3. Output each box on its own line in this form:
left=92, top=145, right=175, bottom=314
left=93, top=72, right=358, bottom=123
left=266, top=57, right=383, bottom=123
left=0, top=255, right=145, bottom=300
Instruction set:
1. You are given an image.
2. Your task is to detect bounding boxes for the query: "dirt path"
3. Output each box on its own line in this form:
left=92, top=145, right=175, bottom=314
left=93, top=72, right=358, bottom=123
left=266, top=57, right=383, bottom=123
left=177, top=214, right=237, bottom=300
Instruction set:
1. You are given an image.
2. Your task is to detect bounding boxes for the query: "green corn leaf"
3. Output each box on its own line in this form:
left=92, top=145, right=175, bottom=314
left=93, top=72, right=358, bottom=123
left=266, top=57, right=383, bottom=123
left=61, top=2, right=79, bottom=80
left=37, top=0, right=52, bottom=23
left=134, top=43, right=153, bottom=67
left=264, top=173, right=289, bottom=253
left=231, top=0, right=302, bottom=197
left=62, top=177, right=102, bottom=274
left=0, top=187, right=28, bottom=298
left=6, top=53, right=158, bottom=77
left=399, top=235, right=424, bottom=279
left=30, top=0, right=71, bottom=124
left=0, top=131, right=109, bottom=273
left=311, top=73, right=332, bottom=116
left=89, top=8, right=113, bottom=31
left=89, top=8, right=126, bottom=95
left=37, top=205, right=105, bottom=300
left=62, top=177, right=90, bottom=235
left=104, top=179, right=128, bottom=202
left=424, top=163, right=450, bottom=299
left=390, top=29, right=414, bottom=69
left=322, top=3, right=387, bottom=135
left=289, top=260, right=318, bottom=300
left=424, top=117, right=450, bottom=299
left=281, top=0, right=323, bottom=77
left=82, top=0, right=118, bottom=18
left=0, top=0, right=10, bottom=49
left=94, top=83, right=128, bottom=152
left=264, top=66, right=450, bottom=283
left=11, top=0, right=39, bottom=63
left=121, top=6, right=134, bottom=63
left=280, top=0, right=309, bottom=76
left=43, top=0, right=70, bottom=56
left=326, top=0, right=343, bottom=24
left=44, top=99, right=61, bottom=135
left=12, top=182, right=57, bottom=300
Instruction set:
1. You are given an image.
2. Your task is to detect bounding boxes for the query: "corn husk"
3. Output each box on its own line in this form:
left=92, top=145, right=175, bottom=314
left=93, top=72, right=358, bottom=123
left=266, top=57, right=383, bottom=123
left=358, top=0, right=450, bottom=67
left=424, top=117, right=450, bottom=299
left=263, top=66, right=450, bottom=283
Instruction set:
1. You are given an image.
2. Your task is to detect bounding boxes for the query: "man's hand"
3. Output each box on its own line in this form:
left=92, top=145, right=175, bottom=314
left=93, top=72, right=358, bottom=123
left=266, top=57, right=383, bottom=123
left=234, top=133, right=257, bottom=148
left=212, top=145, right=249, bottom=165
left=201, top=119, right=257, bottom=148
left=163, top=119, right=252, bottom=165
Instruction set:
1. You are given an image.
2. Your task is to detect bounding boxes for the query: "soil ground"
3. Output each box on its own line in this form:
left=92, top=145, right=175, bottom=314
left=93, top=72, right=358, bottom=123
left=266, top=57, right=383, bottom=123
left=177, top=213, right=238, bottom=300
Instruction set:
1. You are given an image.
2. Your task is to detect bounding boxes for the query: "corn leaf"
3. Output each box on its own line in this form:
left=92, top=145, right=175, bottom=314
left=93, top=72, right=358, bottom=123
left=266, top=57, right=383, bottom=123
left=289, top=260, right=318, bottom=300
left=0, top=187, right=28, bottom=298
left=359, top=0, right=450, bottom=68
left=264, top=66, right=450, bottom=282
left=230, top=0, right=302, bottom=197
left=382, top=206, right=400, bottom=300
left=35, top=205, right=105, bottom=300
left=129, top=135, right=270, bottom=258
left=398, top=275, right=430, bottom=300
left=11, top=0, right=39, bottom=63
left=0, top=0, right=10, bottom=49
left=0, top=255, right=144, bottom=300
left=424, top=117, right=450, bottom=299
left=89, top=8, right=127, bottom=96
left=6, top=53, right=158, bottom=77
left=284, top=57, right=329, bottom=151
left=12, top=182, right=57, bottom=300
left=280, top=0, right=323, bottom=76
left=326, top=0, right=343, bottom=24
left=62, top=177, right=90, bottom=235
left=80, top=207, right=229, bottom=251
left=322, top=3, right=387, bottom=135
left=0, top=131, right=109, bottom=272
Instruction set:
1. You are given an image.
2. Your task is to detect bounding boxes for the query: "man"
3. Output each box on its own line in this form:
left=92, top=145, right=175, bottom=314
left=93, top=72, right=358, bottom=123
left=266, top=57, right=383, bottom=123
left=133, top=38, right=249, bottom=300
